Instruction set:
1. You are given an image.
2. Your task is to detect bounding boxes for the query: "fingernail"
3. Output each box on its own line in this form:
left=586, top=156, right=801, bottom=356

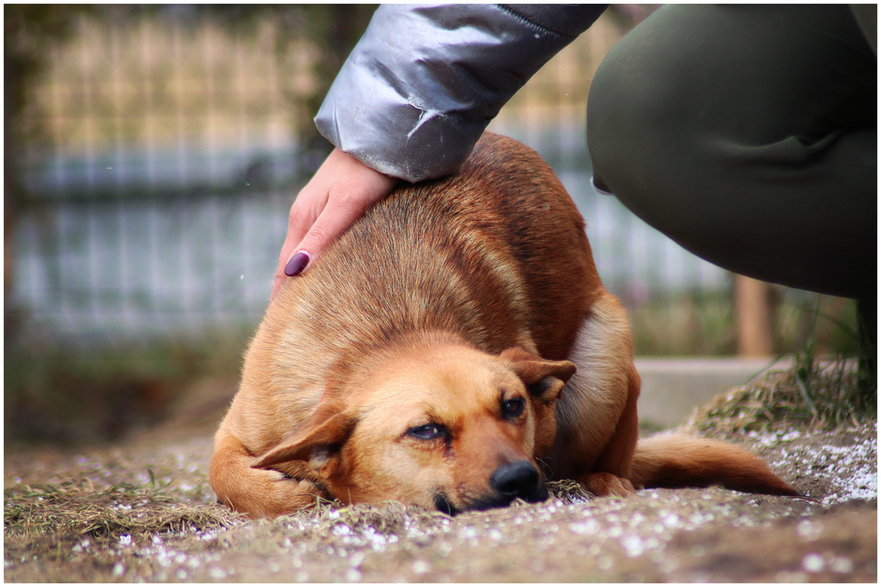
left=284, top=251, right=310, bottom=277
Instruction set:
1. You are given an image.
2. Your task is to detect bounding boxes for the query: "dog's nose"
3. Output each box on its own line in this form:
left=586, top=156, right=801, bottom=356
left=490, top=460, right=540, bottom=497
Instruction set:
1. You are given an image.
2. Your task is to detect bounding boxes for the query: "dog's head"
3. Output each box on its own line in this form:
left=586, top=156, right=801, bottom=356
left=252, top=344, right=575, bottom=514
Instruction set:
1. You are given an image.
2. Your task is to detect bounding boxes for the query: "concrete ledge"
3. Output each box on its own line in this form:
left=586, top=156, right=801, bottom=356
left=635, top=356, right=795, bottom=429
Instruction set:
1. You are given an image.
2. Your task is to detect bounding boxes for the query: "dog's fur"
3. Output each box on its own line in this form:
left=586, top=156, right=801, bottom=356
left=210, top=133, right=798, bottom=518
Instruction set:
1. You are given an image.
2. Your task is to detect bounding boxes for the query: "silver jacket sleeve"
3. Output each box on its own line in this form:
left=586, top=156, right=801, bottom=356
left=314, top=4, right=606, bottom=182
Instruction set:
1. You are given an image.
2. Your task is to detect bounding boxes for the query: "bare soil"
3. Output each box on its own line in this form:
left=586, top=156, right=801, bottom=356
left=4, top=370, right=876, bottom=582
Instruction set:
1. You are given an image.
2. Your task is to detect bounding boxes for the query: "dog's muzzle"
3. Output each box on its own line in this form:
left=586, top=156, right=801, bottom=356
left=490, top=460, right=546, bottom=502
left=436, top=460, right=549, bottom=514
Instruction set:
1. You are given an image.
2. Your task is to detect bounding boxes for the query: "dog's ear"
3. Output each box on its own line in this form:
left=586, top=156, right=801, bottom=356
left=499, top=347, right=576, bottom=402
left=251, top=401, right=356, bottom=472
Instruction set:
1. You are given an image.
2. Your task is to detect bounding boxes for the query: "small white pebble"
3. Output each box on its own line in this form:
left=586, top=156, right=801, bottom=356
left=622, top=535, right=645, bottom=557
left=796, top=519, right=821, bottom=540
left=412, top=560, right=430, bottom=574
left=829, top=556, right=853, bottom=574
left=345, top=568, right=361, bottom=581
left=802, top=553, right=825, bottom=573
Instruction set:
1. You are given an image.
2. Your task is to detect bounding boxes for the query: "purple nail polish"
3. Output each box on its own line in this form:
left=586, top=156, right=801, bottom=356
left=284, top=251, right=310, bottom=277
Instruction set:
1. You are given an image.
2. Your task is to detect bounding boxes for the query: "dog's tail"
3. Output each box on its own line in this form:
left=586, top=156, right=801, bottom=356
left=630, top=433, right=799, bottom=496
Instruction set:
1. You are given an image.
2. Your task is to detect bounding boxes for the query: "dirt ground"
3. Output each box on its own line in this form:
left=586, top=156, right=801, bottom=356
left=4, top=370, right=877, bottom=582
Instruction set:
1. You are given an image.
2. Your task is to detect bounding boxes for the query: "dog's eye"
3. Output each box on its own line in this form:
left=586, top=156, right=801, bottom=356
left=407, top=423, right=447, bottom=441
left=501, top=397, right=526, bottom=419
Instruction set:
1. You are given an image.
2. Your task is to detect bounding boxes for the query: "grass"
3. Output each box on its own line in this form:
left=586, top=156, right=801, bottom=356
left=680, top=292, right=873, bottom=436
left=628, top=290, right=736, bottom=355
left=628, top=289, right=860, bottom=357
left=4, top=431, right=241, bottom=581
left=4, top=360, right=875, bottom=582
left=4, top=326, right=251, bottom=446
left=5, top=478, right=227, bottom=538
left=3, top=475, right=588, bottom=543
left=3, top=457, right=595, bottom=583
left=685, top=358, right=874, bottom=437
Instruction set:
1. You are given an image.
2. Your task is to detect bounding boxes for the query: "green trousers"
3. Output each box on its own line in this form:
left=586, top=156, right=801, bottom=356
left=587, top=5, right=876, bottom=300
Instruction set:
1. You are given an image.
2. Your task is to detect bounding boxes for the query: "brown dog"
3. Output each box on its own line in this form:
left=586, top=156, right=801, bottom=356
left=210, top=133, right=797, bottom=518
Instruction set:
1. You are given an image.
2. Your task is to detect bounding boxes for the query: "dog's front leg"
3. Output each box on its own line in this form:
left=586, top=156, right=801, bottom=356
left=210, top=428, right=330, bottom=518
left=576, top=358, right=641, bottom=498
left=577, top=472, right=636, bottom=497
left=573, top=376, right=640, bottom=498
left=549, top=293, right=642, bottom=497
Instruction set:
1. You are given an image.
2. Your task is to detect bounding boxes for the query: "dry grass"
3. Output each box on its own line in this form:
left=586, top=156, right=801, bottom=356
left=684, top=359, right=873, bottom=437
left=4, top=480, right=235, bottom=538
left=3, top=475, right=588, bottom=541
left=4, top=364, right=876, bottom=582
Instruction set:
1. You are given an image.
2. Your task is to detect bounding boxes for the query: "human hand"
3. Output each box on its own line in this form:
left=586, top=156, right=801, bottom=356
left=272, top=148, right=397, bottom=299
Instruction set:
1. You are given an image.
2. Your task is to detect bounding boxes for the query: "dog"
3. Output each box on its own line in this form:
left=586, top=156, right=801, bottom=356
left=210, top=133, right=798, bottom=518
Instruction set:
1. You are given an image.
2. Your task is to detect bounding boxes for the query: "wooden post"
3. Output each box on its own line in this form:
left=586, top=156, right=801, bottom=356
left=735, top=274, right=775, bottom=357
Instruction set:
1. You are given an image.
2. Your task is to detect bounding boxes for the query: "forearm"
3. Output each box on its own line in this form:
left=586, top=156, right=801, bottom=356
left=315, top=4, right=606, bottom=182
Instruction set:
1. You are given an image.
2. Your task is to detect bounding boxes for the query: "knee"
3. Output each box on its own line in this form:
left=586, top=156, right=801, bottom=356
left=587, top=35, right=697, bottom=196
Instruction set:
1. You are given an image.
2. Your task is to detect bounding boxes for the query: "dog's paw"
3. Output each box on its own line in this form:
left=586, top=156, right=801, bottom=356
left=252, top=475, right=329, bottom=518
left=215, top=466, right=330, bottom=519
left=579, top=472, right=636, bottom=498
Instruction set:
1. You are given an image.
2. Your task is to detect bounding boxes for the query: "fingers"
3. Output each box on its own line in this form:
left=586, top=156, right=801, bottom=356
left=271, top=149, right=397, bottom=299
left=271, top=194, right=324, bottom=298
left=292, top=188, right=378, bottom=268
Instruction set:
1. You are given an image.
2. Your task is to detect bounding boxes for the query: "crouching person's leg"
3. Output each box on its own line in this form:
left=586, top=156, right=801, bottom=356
left=587, top=4, right=876, bottom=300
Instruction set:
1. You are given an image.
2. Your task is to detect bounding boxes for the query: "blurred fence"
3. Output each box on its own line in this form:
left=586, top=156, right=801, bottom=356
left=7, top=6, right=822, bottom=351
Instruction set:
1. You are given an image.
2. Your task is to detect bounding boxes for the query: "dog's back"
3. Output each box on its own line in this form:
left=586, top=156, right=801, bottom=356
left=280, top=132, right=603, bottom=360
left=238, top=134, right=605, bottom=451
